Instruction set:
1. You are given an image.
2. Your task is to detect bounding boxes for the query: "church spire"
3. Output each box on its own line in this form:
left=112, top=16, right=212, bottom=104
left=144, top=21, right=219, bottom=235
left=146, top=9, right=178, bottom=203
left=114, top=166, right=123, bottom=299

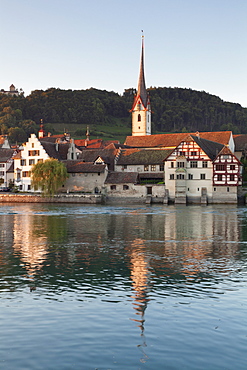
left=131, top=32, right=151, bottom=136
left=137, top=33, right=148, bottom=107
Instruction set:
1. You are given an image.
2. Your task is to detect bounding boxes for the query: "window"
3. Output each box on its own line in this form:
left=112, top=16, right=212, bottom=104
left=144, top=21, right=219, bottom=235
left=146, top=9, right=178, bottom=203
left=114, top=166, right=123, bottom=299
left=29, top=159, right=35, bottom=165
left=171, top=162, right=174, bottom=168
left=0, top=164, right=4, bottom=168
left=202, top=161, right=208, bottom=168
left=177, top=174, right=185, bottom=180
left=179, top=151, right=186, bottom=156
left=170, top=174, right=174, bottom=180
left=151, top=165, right=156, bottom=171
left=190, top=161, right=197, bottom=168
left=28, top=150, right=40, bottom=156
left=0, top=171, right=4, bottom=176
left=21, top=159, right=26, bottom=166
left=216, top=164, right=225, bottom=171
left=123, top=185, right=129, bottom=190
left=177, top=162, right=185, bottom=168
left=159, top=164, right=164, bottom=171
left=217, top=174, right=223, bottom=181
left=144, top=165, right=149, bottom=171
left=32, top=143, right=34, bottom=148
left=22, top=171, right=30, bottom=177
left=98, top=172, right=101, bottom=176
left=222, top=155, right=229, bottom=159
left=191, top=151, right=197, bottom=156
left=188, top=174, right=193, bottom=180
left=110, top=185, right=116, bottom=190
left=214, top=188, right=216, bottom=191
left=230, top=174, right=235, bottom=181
left=72, top=173, right=75, bottom=177
left=138, top=114, right=141, bottom=122
left=200, top=174, right=206, bottom=180
left=230, top=165, right=235, bottom=170
left=227, top=187, right=229, bottom=192
left=28, top=185, right=31, bottom=190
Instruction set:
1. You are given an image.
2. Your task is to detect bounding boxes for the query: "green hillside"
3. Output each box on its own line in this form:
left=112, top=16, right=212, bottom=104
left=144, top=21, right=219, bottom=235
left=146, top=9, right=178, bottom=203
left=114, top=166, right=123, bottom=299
left=0, top=86, right=247, bottom=143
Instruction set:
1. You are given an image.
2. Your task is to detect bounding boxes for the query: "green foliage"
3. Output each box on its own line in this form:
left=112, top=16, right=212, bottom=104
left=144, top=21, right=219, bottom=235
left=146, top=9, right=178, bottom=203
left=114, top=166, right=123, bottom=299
left=31, top=159, right=69, bottom=196
left=8, top=127, right=27, bottom=143
left=1, top=86, right=247, bottom=138
left=241, top=158, right=247, bottom=183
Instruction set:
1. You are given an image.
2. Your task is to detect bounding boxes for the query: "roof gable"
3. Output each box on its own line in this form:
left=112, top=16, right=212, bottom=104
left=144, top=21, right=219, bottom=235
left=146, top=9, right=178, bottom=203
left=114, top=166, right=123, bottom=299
left=214, top=146, right=241, bottom=164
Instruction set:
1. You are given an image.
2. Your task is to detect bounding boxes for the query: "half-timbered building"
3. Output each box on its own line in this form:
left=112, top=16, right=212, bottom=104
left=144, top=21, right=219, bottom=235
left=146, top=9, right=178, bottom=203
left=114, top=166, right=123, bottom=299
left=212, top=146, right=242, bottom=202
left=164, top=134, right=241, bottom=204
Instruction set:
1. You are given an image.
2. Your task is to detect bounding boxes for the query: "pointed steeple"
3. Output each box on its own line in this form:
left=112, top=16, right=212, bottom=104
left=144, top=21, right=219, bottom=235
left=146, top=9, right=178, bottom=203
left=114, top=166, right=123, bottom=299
left=131, top=32, right=151, bottom=136
left=137, top=34, right=148, bottom=107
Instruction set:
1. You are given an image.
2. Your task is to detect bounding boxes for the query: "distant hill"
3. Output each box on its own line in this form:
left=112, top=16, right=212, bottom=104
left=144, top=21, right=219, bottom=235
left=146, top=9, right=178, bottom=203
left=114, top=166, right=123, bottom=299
left=0, top=87, right=247, bottom=143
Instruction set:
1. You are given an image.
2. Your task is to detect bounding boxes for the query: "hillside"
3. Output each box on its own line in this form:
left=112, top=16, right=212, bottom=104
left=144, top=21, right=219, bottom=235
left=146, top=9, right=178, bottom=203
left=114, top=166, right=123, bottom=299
left=0, top=86, right=247, bottom=143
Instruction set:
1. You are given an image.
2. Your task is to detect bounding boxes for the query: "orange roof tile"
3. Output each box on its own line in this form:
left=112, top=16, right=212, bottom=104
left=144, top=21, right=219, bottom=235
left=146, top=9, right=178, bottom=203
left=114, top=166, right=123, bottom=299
left=125, top=131, right=232, bottom=148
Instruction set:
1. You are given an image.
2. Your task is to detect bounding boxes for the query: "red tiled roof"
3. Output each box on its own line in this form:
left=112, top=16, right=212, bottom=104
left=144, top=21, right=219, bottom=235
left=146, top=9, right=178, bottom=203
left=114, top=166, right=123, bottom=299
left=63, top=160, right=106, bottom=173
left=125, top=131, right=232, bottom=148
left=74, top=139, right=120, bottom=149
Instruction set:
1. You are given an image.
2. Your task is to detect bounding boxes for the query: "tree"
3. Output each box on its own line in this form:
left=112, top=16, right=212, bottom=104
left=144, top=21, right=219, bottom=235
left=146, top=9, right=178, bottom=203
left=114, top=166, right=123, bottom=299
left=31, top=159, right=69, bottom=196
left=8, top=127, right=27, bottom=143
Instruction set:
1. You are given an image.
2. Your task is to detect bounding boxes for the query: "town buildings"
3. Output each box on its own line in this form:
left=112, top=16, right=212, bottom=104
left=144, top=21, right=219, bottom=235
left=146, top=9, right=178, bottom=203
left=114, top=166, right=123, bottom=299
left=1, top=37, right=244, bottom=204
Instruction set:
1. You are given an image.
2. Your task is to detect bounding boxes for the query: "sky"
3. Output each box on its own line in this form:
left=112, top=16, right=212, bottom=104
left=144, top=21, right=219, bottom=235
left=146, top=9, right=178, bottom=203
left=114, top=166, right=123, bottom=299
left=1, top=0, right=247, bottom=107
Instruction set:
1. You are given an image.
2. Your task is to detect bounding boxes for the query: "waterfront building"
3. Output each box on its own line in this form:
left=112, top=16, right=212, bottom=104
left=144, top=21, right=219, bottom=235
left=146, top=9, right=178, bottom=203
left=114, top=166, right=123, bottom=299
left=14, top=134, right=78, bottom=191
left=0, top=148, right=16, bottom=188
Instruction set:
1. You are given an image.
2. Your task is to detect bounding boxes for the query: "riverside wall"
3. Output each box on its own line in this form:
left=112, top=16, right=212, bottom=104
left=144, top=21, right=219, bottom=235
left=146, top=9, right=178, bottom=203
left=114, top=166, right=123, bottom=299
left=0, top=193, right=103, bottom=204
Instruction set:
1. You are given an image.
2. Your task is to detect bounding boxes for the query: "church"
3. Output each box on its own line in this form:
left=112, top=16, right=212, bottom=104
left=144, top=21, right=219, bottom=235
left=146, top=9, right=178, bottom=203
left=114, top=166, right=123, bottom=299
left=105, top=35, right=242, bottom=204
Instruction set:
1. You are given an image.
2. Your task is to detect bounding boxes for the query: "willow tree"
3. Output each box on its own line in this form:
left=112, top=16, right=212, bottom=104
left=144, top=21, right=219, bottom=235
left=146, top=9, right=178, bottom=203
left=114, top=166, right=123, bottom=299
left=31, top=158, right=68, bottom=196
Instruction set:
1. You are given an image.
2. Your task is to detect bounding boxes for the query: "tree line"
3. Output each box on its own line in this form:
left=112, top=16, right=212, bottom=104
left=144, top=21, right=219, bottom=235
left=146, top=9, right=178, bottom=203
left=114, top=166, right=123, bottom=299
left=1, top=86, right=247, bottom=143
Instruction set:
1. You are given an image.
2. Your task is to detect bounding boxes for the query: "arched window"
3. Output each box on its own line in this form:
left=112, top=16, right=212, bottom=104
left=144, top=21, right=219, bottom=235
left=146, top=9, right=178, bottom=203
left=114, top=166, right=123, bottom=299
left=138, top=114, right=141, bottom=122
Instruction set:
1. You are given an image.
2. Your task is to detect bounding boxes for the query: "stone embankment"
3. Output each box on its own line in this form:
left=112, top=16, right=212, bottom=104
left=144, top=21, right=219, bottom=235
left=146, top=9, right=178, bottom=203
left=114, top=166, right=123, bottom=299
left=0, top=193, right=103, bottom=204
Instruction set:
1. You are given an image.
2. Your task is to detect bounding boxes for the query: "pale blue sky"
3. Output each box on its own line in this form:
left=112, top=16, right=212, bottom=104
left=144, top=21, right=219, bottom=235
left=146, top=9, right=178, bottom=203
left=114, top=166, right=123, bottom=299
left=1, top=0, right=247, bottom=107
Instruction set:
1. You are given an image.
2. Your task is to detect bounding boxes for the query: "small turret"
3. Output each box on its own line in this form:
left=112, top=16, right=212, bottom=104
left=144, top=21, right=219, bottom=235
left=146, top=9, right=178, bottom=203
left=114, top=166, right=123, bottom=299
left=38, top=119, right=45, bottom=138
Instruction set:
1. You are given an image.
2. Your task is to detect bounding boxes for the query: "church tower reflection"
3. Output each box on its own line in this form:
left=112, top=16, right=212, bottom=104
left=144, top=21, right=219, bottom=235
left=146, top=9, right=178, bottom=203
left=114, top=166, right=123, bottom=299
left=128, top=237, right=151, bottom=362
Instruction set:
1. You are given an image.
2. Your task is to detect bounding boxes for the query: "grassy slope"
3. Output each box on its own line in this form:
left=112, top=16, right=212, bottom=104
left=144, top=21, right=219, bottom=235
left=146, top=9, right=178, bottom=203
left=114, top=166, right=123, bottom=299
left=51, top=120, right=132, bottom=143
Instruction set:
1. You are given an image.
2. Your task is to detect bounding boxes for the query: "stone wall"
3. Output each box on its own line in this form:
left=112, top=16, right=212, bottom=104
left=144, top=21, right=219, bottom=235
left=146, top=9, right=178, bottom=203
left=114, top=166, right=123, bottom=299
left=0, top=193, right=103, bottom=204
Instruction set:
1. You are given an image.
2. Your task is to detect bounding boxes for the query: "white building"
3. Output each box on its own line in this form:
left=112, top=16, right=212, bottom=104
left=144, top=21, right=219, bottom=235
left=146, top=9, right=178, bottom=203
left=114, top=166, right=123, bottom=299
left=14, top=134, right=78, bottom=191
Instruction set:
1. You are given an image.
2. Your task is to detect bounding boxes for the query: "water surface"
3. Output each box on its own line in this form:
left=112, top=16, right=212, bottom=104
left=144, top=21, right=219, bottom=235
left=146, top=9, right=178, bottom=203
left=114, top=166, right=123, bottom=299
left=0, top=203, right=246, bottom=369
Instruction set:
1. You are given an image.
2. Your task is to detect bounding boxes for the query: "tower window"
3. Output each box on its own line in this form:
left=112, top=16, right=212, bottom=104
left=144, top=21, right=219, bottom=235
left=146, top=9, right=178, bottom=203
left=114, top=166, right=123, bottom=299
left=138, top=114, right=141, bottom=122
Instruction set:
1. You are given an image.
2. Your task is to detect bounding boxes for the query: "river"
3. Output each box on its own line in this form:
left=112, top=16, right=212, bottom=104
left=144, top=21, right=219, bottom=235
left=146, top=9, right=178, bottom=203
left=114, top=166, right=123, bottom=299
left=0, top=203, right=246, bottom=369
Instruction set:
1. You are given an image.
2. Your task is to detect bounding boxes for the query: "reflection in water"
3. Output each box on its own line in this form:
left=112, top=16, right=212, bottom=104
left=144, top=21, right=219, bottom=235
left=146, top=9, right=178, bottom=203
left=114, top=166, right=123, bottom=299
left=129, top=238, right=150, bottom=363
left=0, top=204, right=246, bottom=369
left=12, top=214, right=48, bottom=280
